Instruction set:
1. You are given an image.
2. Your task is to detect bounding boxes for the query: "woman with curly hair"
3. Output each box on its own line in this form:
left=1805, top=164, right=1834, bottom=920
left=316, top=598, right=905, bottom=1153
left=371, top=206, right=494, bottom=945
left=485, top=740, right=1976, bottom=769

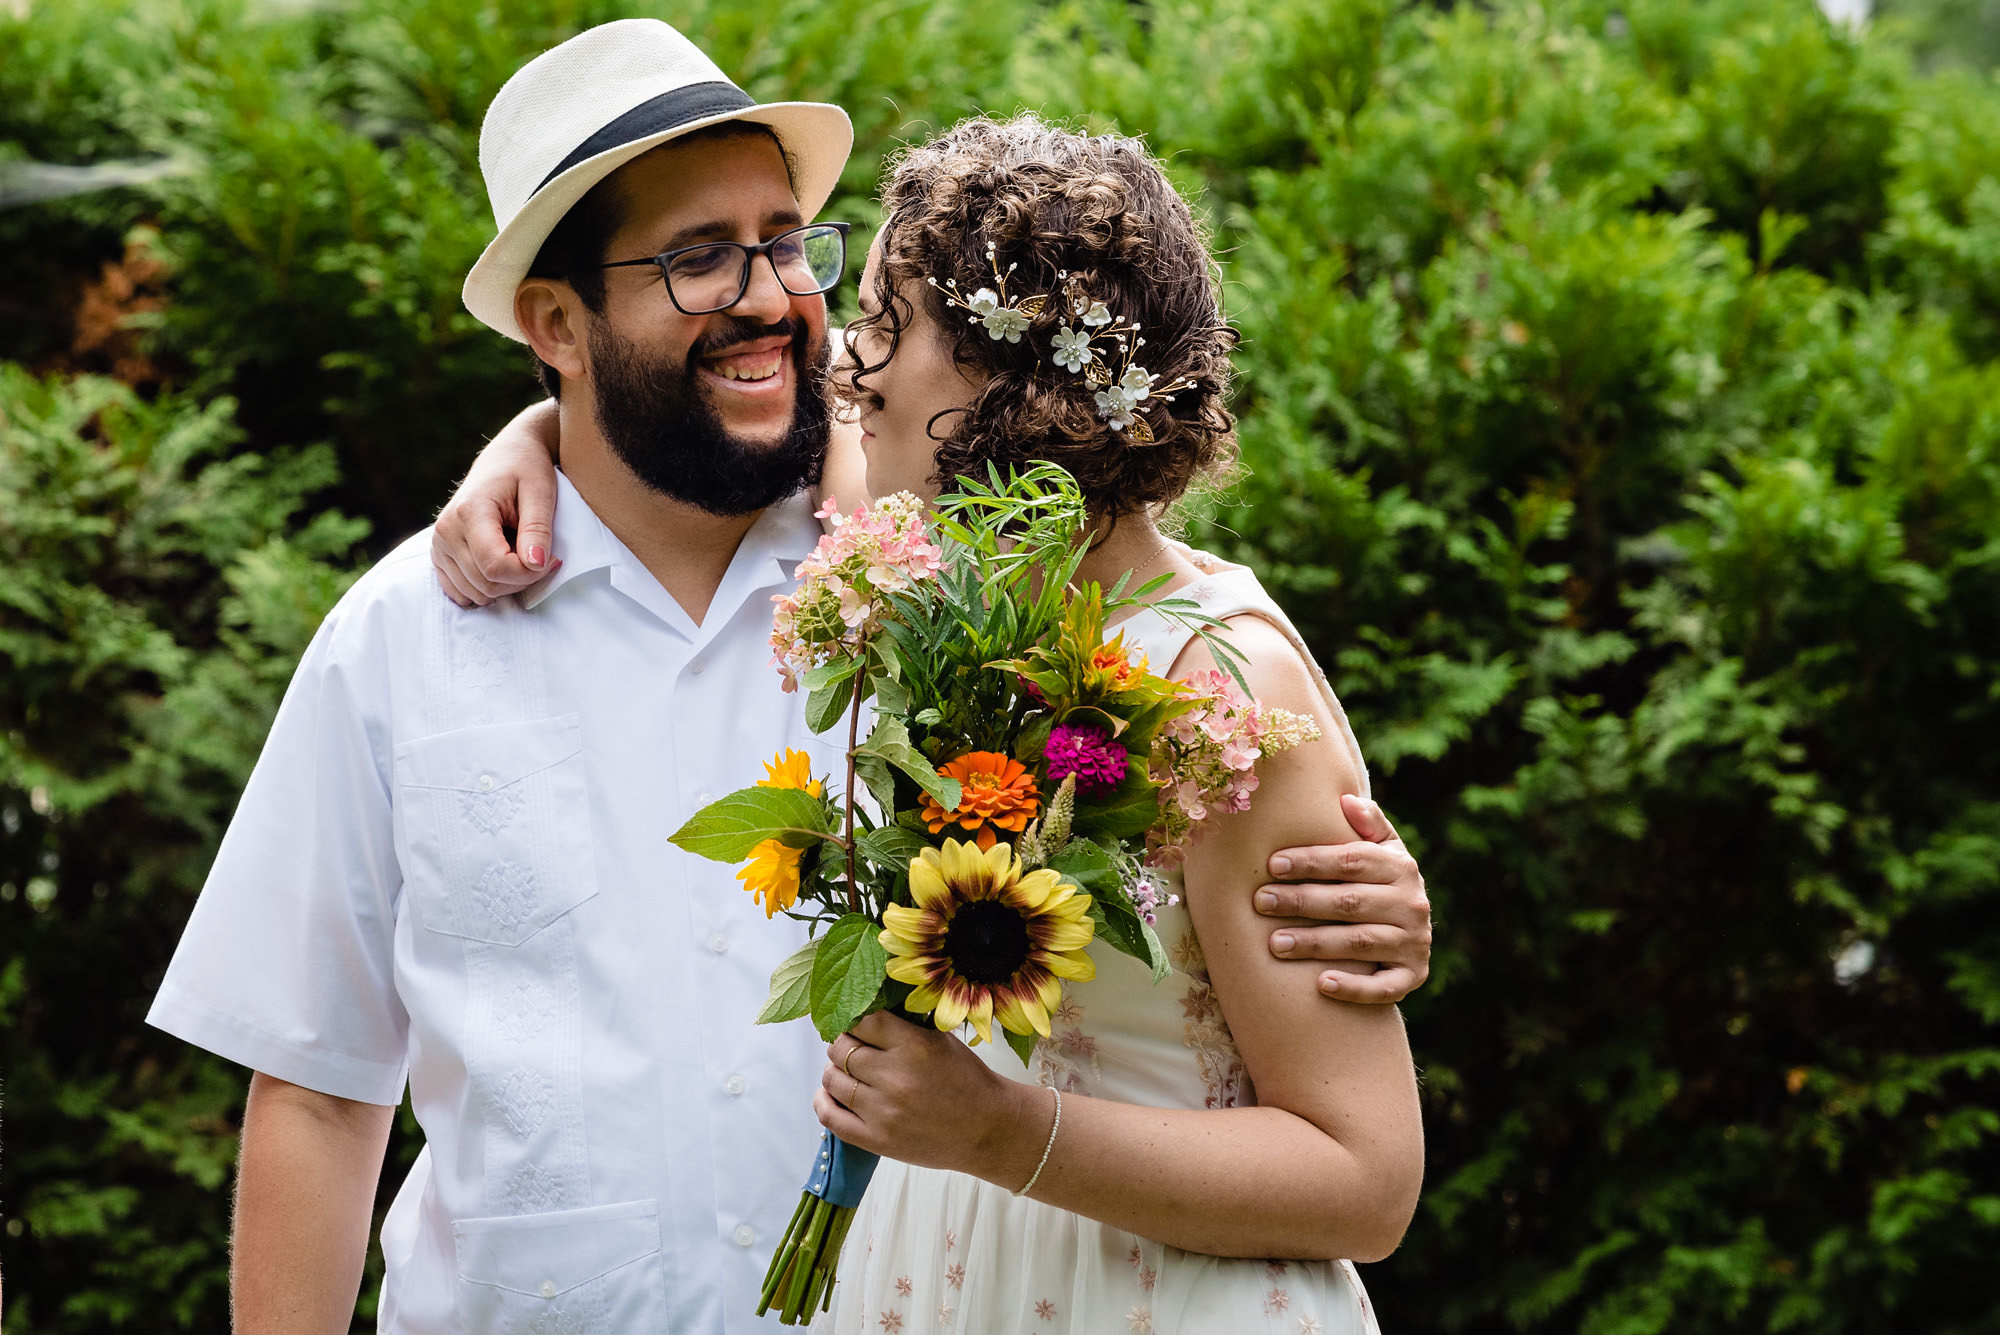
left=435, top=114, right=1421, bottom=1333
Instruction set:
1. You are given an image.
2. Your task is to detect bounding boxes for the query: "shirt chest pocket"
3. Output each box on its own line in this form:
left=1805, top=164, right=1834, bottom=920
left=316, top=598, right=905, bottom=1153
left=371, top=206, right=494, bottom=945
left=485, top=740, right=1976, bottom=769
left=394, top=714, right=598, bottom=947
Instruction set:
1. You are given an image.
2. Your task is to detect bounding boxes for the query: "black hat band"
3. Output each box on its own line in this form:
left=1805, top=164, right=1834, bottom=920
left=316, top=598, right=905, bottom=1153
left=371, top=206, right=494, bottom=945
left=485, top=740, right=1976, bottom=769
left=535, top=80, right=758, bottom=192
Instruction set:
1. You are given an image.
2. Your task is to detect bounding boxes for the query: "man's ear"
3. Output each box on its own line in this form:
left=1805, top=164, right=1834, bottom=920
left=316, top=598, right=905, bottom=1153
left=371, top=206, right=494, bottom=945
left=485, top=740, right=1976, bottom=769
left=517, top=278, right=588, bottom=383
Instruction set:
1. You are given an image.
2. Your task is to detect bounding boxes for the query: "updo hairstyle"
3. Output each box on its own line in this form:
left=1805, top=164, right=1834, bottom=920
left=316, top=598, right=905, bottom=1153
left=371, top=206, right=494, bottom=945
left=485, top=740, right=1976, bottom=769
left=847, top=114, right=1238, bottom=517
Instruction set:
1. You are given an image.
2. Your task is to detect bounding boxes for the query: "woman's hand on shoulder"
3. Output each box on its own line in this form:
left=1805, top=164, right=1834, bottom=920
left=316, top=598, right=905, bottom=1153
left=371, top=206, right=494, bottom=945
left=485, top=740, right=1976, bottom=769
left=432, top=399, right=562, bottom=608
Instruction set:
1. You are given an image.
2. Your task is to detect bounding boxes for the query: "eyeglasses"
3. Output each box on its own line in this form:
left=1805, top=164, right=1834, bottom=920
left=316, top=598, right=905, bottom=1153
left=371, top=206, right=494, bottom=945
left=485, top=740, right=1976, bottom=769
left=599, top=221, right=851, bottom=315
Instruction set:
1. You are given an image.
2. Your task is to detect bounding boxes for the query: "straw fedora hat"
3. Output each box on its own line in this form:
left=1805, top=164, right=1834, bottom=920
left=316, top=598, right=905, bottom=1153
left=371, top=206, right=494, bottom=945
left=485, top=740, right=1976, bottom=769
left=463, top=18, right=853, bottom=343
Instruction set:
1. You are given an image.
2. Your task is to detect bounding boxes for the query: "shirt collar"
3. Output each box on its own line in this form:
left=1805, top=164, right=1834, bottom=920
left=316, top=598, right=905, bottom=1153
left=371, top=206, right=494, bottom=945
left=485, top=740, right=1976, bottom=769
left=520, top=473, right=825, bottom=635
left=518, top=470, right=616, bottom=611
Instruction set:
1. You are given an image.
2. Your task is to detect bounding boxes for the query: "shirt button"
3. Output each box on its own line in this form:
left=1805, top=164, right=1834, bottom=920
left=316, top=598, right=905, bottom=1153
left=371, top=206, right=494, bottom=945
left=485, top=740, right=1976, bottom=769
left=725, top=1073, right=747, bottom=1096
left=734, top=1224, right=756, bottom=1247
left=708, top=932, right=729, bottom=955
left=689, top=658, right=707, bottom=675
left=539, top=1280, right=557, bottom=1298
left=477, top=774, right=496, bottom=792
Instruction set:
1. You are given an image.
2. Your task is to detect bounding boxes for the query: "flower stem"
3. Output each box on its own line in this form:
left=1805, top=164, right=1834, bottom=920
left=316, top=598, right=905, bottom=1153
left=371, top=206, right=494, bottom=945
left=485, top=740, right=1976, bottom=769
left=841, top=669, right=863, bottom=914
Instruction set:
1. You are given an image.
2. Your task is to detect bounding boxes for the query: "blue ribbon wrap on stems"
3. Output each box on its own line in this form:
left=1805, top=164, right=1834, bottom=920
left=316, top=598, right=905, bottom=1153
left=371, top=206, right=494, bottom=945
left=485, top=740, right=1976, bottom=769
left=756, top=1130, right=880, bottom=1323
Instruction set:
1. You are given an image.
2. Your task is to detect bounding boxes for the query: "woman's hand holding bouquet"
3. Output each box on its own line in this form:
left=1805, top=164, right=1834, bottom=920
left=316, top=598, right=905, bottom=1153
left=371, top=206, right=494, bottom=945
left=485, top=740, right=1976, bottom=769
left=669, top=466, right=1317, bottom=1323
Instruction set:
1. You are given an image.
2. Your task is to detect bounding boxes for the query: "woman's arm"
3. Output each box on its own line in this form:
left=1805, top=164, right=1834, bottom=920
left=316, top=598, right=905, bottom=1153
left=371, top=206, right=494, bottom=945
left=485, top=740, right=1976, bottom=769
left=818, top=618, right=1425, bottom=1261
left=432, top=399, right=561, bottom=608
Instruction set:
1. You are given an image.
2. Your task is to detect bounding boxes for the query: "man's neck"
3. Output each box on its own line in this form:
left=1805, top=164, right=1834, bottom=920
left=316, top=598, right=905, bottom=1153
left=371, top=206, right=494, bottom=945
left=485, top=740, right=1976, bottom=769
left=556, top=407, right=761, bottom=626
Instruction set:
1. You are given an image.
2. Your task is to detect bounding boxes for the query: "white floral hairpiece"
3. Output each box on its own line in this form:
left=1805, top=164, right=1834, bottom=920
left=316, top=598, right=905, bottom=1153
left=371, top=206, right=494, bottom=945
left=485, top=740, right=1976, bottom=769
left=929, top=243, right=1195, bottom=445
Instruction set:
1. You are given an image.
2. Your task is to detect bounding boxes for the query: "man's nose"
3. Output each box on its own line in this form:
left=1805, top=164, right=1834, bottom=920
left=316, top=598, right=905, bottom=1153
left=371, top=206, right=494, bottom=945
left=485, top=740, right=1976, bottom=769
left=729, top=252, right=793, bottom=324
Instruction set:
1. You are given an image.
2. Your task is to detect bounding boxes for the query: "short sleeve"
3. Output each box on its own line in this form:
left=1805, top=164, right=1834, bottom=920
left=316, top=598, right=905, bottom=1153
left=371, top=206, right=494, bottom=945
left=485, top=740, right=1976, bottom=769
left=148, top=609, right=410, bottom=1105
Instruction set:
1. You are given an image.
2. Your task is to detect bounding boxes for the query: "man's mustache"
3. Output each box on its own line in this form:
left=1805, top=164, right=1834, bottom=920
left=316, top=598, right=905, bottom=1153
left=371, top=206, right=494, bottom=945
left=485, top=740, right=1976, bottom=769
left=688, top=316, right=807, bottom=362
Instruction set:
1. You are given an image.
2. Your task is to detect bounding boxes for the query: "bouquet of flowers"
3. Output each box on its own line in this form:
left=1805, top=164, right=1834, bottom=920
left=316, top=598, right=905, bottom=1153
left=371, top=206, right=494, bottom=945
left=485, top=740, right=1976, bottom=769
left=669, top=466, right=1318, bottom=1323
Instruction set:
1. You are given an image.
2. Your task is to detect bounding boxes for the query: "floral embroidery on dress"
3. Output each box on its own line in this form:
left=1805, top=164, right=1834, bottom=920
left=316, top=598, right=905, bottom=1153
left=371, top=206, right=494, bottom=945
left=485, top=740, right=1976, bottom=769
left=1125, top=1305, right=1154, bottom=1334
left=1034, top=985, right=1098, bottom=1092
left=894, top=1276, right=913, bottom=1298
left=1035, top=1299, right=1058, bottom=1321
left=878, top=1311, right=904, bottom=1333
left=1127, top=1243, right=1144, bottom=1269
left=937, top=1300, right=955, bottom=1327
left=1298, top=1318, right=1323, bottom=1335
left=945, top=1230, right=957, bottom=1252
left=945, top=1263, right=965, bottom=1289
left=1264, top=1287, right=1292, bottom=1315
left=1139, top=1265, right=1158, bottom=1293
left=1175, top=930, right=1251, bottom=1108
left=1265, top=1260, right=1289, bottom=1281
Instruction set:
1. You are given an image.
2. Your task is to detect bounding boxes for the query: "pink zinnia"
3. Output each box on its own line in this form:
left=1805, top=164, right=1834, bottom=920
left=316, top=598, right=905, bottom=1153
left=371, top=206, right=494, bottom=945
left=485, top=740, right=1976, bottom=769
left=1044, top=723, right=1130, bottom=796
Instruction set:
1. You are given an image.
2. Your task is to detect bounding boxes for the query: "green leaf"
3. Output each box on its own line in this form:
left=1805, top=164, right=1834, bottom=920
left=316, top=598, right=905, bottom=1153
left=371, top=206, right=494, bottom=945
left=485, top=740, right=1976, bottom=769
left=669, top=787, right=833, bottom=862
left=858, top=825, right=932, bottom=868
left=1003, top=1023, right=1039, bottom=1068
left=806, top=671, right=857, bottom=734
left=854, top=750, right=898, bottom=819
left=1086, top=893, right=1171, bottom=982
left=1071, top=759, right=1161, bottom=840
left=1049, top=839, right=1118, bottom=892
left=859, top=716, right=963, bottom=811
left=802, top=657, right=861, bottom=694
left=756, top=938, right=819, bottom=1025
left=809, top=913, right=891, bottom=1042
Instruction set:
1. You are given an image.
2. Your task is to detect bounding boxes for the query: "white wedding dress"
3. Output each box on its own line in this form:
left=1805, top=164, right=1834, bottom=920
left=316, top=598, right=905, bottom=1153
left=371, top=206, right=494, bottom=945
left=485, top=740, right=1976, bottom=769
left=816, top=553, right=1383, bottom=1335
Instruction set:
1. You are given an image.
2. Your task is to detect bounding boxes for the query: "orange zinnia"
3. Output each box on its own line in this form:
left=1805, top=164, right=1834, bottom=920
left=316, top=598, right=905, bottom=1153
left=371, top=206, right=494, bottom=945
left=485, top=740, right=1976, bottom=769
left=919, top=751, right=1041, bottom=850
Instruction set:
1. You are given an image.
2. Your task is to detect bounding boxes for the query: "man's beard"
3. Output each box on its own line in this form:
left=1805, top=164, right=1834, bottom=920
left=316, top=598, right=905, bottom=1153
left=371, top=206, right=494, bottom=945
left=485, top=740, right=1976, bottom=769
left=587, top=314, right=830, bottom=516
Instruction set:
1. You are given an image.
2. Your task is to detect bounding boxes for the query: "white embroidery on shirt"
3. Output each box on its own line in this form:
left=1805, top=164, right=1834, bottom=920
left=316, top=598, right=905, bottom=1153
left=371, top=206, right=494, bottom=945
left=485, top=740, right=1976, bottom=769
left=457, top=625, right=511, bottom=693
left=524, top=1301, right=588, bottom=1335
left=505, top=1162, right=564, bottom=1213
left=460, top=783, right=526, bottom=835
left=494, top=978, right=559, bottom=1044
left=472, top=860, right=540, bottom=930
left=495, top=1068, right=555, bottom=1138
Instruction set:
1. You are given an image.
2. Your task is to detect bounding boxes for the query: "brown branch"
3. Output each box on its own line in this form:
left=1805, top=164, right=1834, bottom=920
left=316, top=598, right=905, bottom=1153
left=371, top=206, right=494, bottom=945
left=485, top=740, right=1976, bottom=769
left=841, top=669, right=864, bottom=914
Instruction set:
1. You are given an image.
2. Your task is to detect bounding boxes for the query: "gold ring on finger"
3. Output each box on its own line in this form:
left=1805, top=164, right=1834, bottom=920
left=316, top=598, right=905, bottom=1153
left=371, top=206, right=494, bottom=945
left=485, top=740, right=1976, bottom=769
left=841, top=1043, right=859, bottom=1079
left=848, top=1074, right=861, bottom=1109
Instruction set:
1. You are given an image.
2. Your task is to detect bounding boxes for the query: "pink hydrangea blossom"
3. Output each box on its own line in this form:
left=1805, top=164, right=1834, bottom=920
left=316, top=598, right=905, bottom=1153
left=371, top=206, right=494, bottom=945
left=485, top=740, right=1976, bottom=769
left=1146, top=670, right=1321, bottom=866
left=770, top=492, right=943, bottom=689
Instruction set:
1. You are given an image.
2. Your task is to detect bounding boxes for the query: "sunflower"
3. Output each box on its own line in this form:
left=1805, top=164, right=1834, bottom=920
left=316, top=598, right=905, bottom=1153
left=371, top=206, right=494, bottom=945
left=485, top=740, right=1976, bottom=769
left=736, top=748, right=824, bottom=918
left=880, top=839, right=1096, bottom=1044
left=918, top=751, right=1040, bottom=850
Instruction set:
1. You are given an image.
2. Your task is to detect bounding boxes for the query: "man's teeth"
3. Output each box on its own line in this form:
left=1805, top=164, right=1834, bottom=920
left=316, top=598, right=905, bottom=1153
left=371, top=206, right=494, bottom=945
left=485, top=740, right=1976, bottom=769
left=712, top=351, right=784, bottom=381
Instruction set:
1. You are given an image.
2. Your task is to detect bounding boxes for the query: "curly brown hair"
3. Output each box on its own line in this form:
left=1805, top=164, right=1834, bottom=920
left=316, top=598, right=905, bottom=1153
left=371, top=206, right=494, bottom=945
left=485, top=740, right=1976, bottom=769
left=846, top=114, right=1237, bottom=517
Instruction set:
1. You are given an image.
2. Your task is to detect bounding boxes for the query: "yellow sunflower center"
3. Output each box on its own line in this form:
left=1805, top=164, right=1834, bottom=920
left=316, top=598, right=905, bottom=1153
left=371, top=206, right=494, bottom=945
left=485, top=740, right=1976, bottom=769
left=940, top=900, right=1033, bottom=984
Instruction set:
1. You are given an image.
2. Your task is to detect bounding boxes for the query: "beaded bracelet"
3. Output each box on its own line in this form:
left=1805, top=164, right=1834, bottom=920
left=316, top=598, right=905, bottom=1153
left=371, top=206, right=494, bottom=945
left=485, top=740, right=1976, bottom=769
left=1015, top=1087, right=1063, bottom=1196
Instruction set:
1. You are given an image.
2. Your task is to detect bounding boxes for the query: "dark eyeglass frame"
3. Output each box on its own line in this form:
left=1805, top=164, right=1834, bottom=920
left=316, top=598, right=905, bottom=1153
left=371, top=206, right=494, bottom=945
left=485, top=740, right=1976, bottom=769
left=598, top=221, right=852, bottom=316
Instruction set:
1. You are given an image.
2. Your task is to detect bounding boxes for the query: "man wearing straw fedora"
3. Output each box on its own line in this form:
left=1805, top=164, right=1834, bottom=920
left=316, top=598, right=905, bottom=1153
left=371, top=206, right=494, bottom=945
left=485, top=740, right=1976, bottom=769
left=147, top=17, right=1432, bottom=1334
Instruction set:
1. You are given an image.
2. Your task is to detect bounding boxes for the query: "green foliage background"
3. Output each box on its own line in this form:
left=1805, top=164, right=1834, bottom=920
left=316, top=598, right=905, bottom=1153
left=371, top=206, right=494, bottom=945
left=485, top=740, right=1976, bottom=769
left=2, top=0, right=1996, bottom=1331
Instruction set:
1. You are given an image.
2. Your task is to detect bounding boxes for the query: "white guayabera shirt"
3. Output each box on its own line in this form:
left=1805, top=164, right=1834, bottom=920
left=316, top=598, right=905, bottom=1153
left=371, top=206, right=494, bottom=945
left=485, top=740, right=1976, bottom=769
left=149, top=472, right=845, bottom=1335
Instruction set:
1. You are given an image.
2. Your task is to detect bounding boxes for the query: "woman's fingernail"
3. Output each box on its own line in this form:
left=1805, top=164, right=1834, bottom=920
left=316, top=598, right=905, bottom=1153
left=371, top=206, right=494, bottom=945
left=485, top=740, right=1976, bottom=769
left=1269, top=854, right=1292, bottom=876
left=1255, top=890, right=1279, bottom=913
left=1321, top=973, right=1343, bottom=995
left=1272, top=931, right=1295, bottom=955
left=528, top=545, right=547, bottom=569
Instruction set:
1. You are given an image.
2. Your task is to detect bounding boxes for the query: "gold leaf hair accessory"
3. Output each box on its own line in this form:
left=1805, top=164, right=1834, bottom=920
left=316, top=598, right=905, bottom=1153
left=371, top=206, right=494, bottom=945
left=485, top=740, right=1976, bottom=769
left=930, top=245, right=1194, bottom=445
